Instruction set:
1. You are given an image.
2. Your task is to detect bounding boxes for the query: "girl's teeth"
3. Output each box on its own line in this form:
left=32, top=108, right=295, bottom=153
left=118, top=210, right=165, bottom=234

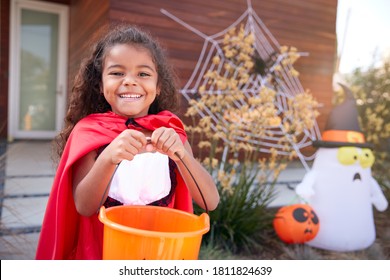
left=120, top=94, right=141, bottom=98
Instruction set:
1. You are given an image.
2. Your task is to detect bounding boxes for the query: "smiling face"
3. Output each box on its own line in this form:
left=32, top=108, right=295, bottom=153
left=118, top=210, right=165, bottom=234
left=101, top=44, right=159, bottom=118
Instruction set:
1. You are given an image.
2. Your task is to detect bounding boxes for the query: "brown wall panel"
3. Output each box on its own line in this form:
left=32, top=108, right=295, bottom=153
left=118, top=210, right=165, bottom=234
left=68, top=0, right=110, bottom=101
left=0, top=0, right=10, bottom=137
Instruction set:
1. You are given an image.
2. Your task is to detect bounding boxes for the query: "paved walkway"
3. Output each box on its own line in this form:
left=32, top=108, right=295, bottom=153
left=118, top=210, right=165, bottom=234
left=0, top=140, right=55, bottom=259
left=0, top=140, right=307, bottom=260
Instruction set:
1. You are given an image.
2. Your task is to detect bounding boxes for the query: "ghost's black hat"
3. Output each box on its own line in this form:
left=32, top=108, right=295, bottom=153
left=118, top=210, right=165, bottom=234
left=312, top=83, right=373, bottom=149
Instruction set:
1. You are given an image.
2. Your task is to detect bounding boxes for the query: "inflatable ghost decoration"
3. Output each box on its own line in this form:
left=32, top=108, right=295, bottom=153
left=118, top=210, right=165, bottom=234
left=295, top=84, right=388, bottom=252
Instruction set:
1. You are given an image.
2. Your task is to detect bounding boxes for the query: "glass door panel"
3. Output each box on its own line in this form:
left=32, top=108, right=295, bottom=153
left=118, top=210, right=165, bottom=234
left=19, top=9, right=59, bottom=131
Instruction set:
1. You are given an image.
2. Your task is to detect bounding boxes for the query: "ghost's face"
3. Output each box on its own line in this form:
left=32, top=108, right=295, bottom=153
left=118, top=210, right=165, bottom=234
left=337, top=147, right=375, bottom=180
left=312, top=147, right=375, bottom=185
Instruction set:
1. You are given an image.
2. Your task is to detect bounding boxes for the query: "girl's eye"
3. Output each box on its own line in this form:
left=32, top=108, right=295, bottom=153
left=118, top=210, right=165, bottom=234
left=110, top=72, right=123, bottom=76
left=139, top=72, right=151, bottom=77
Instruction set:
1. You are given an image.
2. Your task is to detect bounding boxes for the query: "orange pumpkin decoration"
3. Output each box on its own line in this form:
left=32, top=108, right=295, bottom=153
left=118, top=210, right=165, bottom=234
left=273, top=204, right=319, bottom=244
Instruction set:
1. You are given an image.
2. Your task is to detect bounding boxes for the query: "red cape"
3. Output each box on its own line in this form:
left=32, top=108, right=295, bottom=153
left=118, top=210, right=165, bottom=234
left=36, top=111, right=193, bottom=259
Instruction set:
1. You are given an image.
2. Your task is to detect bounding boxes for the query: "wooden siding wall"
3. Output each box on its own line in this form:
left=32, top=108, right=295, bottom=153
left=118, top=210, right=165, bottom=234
left=0, top=0, right=11, bottom=137
left=107, top=0, right=338, bottom=132
left=68, top=0, right=109, bottom=100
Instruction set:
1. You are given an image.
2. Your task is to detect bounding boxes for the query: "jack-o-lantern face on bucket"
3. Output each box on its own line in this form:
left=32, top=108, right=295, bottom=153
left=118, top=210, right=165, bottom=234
left=273, top=204, right=319, bottom=244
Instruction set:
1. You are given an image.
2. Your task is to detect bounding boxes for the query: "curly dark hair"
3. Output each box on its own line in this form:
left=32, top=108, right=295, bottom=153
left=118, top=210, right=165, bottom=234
left=54, top=23, right=180, bottom=160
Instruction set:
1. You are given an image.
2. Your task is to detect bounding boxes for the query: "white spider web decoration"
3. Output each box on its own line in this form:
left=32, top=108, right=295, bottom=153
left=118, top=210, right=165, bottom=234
left=161, top=0, right=321, bottom=170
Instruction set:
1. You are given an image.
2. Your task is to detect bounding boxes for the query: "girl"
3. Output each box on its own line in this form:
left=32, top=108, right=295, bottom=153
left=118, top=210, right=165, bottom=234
left=36, top=24, right=219, bottom=260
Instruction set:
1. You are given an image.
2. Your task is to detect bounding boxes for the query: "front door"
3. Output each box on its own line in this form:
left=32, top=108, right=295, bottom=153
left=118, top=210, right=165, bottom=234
left=8, top=0, right=68, bottom=140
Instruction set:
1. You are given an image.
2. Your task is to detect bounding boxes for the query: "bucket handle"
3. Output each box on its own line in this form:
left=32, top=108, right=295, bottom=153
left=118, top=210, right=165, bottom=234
left=97, top=141, right=209, bottom=214
left=175, top=151, right=209, bottom=214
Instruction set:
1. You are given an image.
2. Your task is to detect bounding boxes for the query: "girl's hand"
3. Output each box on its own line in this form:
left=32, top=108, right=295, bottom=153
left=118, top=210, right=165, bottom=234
left=150, top=127, right=185, bottom=162
left=102, top=129, right=148, bottom=165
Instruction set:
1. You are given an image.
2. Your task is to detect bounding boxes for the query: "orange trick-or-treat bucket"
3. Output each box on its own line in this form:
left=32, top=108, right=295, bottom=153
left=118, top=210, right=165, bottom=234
left=98, top=205, right=210, bottom=260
